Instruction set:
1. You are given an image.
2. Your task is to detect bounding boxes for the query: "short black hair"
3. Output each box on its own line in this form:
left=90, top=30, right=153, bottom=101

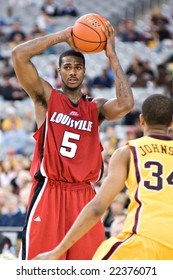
left=142, top=94, right=173, bottom=126
left=59, top=49, right=85, bottom=67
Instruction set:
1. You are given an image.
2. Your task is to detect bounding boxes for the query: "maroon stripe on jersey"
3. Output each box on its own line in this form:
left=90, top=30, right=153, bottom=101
left=148, top=134, right=172, bottom=140
left=102, top=234, right=134, bottom=260
left=130, top=146, right=142, bottom=234
left=130, top=146, right=140, bottom=183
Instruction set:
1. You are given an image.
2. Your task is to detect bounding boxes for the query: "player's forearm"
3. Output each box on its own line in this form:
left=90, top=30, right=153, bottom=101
left=110, top=53, right=134, bottom=111
left=12, top=31, right=68, bottom=61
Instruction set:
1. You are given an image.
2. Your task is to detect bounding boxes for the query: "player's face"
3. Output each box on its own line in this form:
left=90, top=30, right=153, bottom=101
left=59, top=56, right=85, bottom=89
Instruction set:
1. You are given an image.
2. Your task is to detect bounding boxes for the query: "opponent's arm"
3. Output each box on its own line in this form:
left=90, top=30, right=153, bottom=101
left=95, top=22, right=134, bottom=122
left=33, top=146, right=130, bottom=260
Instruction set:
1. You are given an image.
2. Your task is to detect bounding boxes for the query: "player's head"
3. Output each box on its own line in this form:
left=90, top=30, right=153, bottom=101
left=59, top=49, right=85, bottom=67
left=58, top=49, right=86, bottom=90
left=141, top=94, right=173, bottom=127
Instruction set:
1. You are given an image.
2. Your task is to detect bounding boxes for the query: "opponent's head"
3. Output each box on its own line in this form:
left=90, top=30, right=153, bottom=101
left=141, top=94, right=173, bottom=127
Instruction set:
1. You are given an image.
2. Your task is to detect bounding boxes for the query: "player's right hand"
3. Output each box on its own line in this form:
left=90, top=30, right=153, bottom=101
left=64, top=27, right=80, bottom=52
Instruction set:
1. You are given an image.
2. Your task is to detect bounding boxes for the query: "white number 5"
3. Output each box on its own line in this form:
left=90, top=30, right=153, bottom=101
left=60, top=131, right=80, bottom=158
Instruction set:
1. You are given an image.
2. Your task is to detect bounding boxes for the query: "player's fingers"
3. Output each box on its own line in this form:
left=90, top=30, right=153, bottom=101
left=103, top=21, right=115, bottom=38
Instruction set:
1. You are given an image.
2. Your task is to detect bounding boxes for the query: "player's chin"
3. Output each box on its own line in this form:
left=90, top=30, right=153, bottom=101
left=67, top=82, right=81, bottom=89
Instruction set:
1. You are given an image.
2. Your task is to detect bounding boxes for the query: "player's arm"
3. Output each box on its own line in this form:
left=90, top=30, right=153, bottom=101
left=12, top=27, right=77, bottom=127
left=94, top=21, right=134, bottom=122
left=33, top=145, right=130, bottom=260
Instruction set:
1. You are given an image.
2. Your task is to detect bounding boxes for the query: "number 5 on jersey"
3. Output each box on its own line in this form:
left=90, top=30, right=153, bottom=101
left=60, top=131, right=81, bottom=158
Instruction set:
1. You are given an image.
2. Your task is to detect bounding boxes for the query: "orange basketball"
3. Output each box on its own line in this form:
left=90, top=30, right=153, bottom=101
left=72, top=13, right=107, bottom=53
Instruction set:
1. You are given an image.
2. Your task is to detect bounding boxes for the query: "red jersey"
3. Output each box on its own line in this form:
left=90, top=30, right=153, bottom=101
left=31, top=89, right=103, bottom=183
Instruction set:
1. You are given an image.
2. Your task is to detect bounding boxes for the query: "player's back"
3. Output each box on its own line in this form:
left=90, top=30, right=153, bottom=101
left=124, top=135, right=173, bottom=248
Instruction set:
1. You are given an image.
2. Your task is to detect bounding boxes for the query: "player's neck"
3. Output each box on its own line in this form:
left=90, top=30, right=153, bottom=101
left=62, top=86, right=82, bottom=104
left=145, top=126, right=168, bottom=137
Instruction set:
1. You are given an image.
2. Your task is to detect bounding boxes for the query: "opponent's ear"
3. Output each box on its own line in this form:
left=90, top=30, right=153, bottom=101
left=139, top=114, right=144, bottom=126
left=169, top=119, right=173, bottom=129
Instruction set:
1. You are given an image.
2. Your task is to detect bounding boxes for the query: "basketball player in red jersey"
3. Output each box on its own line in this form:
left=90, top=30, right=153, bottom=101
left=12, top=21, right=134, bottom=259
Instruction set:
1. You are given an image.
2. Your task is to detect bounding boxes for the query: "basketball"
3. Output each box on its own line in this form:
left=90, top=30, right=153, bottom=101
left=72, top=13, right=107, bottom=53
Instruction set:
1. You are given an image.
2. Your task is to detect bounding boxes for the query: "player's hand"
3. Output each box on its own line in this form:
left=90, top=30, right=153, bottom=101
left=64, top=27, right=80, bottom=52
left=32, top=250, right=58, bottom=260
left=102, top=21, right=116, bottom=57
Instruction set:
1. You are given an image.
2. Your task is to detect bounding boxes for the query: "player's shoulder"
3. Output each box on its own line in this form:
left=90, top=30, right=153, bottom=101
left=81, top=94, right=93, bottom=102
left=93, top=96, right=108, bottom=105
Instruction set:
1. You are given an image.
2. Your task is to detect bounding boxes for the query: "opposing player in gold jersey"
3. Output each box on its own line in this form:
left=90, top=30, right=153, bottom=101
left=34, top=94, right=173, bottom=260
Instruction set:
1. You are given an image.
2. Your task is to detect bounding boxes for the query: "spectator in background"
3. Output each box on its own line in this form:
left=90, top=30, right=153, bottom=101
left=156, top=22, right=171, bottom=42
left=8, top=33, right=26, bottom=50
left=41, top=0, right=60, bottom=17
left=22, top=109, right=36, bottom=134
left=123, top=105, right=141, bottom=126
left=0, top=157, right=16, bottom=188
left=60, top=0, right=79, bottom=17
left=1, top=122, right=28, bottom=155
left=90, top=67, right=113, bottom=89
left=0, top=233, right=12, bottom=254
left=10, top=166, right=32, bottom=195
left=7, top=20, right=26, bottom=43
left=125, top=126, right=137, bottom=140
left=0, top=193, right=26, bottom=239
left=36, top=10, right=56, bottom=34
left=103, top=124, right=119, bottom=156
left=110, top=212, right=127, bottom=237
left=0, top=75, right=27, bottom=101
left=126, top=56, right=155, bottom=88
left=126, top=55, right=143, bottom=76
left=154, top=63, right=173, bottom=98
left=120, top=20, right=144, bottom=42
left=0, top=189, right=9, bottom=215
left=0, top=26, right=7, bottom=44
left=103, top=192, right=128, bottom=238
left=0, top=57, right=14, bottom=77
left=9, top=77, right=28, bottom=101
left=0, top=75, right=15, bottom=101
left=28, top=23, right=46, bottom=40
left=1, top=106, right=23, bottom=131
left=150, top=6, right=170, bottom=27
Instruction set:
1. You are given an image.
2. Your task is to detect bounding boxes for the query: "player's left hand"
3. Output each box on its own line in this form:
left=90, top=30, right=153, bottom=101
left=102, top=21, right=116, bottom=57
left=33, top=250, right=58, bottom=260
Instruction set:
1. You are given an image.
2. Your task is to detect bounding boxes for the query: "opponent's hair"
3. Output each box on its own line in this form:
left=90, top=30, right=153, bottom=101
left=142, top=94, right=173, bottom=126
left=59, top=49, right=85, bottom=67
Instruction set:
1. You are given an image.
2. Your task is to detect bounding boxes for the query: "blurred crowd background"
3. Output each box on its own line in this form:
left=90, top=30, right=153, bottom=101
left=0, top=0, right=173, bottom=259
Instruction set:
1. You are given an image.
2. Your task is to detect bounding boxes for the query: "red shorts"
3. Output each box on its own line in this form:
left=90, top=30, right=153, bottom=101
left=20, top=177, right=105, bottom=260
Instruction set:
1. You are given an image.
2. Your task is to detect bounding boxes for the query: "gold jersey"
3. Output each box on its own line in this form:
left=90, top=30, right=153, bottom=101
left=124, top=135, right=173, bottom=249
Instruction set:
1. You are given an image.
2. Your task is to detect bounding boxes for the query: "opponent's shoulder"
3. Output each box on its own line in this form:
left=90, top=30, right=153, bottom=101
left=111, top=145, right=130, bottom=164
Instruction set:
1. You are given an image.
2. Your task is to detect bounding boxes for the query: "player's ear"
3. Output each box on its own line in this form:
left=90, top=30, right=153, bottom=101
left=139, top=114, right=144, bottom=126
left=169, top=118, right=173, bottom=128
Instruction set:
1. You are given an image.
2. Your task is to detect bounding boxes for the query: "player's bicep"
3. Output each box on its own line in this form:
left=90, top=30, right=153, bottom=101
left=12, top=50, right=52, bottom=102
left=101, top=98, right=130, bottom=121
